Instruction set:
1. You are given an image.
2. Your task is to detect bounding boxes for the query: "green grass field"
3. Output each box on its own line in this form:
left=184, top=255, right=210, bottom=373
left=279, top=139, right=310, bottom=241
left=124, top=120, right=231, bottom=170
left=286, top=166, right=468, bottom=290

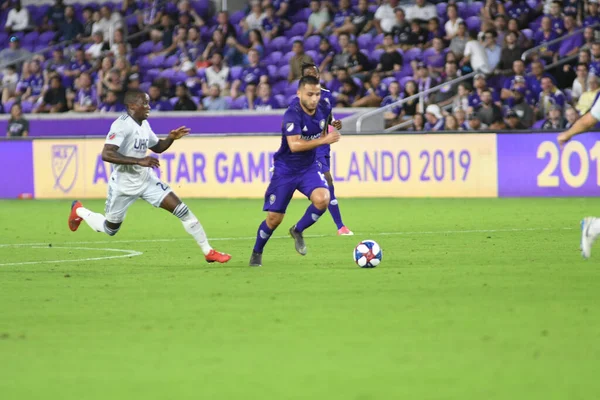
left=1, top=198, right=599, bottom=399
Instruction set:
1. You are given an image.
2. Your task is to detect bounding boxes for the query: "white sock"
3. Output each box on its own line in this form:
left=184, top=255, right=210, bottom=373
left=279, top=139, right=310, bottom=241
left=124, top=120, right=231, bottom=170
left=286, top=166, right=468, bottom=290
left=76, top=207, right=108, bottom=233
left=173, top=203, right=212, bottom=255
left=589, top=218, right=600, bottom=237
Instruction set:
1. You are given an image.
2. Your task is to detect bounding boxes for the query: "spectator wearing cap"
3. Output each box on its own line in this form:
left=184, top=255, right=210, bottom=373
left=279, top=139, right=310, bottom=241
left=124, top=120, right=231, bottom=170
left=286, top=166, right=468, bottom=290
left=462, top=112, right=488, bottom=131
left=202, top=84, right=229, bottom=111
left=353, top=72, right=388, bottom=107
left=484, top=31, right=502, bottom=71
left=542, top=105, right=567, bottom=129
left=536, top=76, right=565, bottom=118
left=444, top=4, right=463, bottom=41
left=376, top=34, right=403, bottom=77
left=505, top=109, right=527, bottom=129
left=173, top=83, right=198, bottom=111
left=203, top=53, right=230, bottom=95
left=392, top=7, right=410, bottom=45
left=0, top=36, right=31, bottom=70
left=507, top=0, right=531, bottom=29
left=250, top=83, right=280, bottom=110
left=374, top=0, right=400, bottom=34
left=305, top=0, right=330, bottom=38
left=444, top=115, right=459, bottom=131
left=53, top=6, right=83, bottom=43
left=572, top=63, right=590, bottom=102
left=7, top=103, right=28, bottom=137
left=449, top=22, right=469, bottom=58
left=558, top=16, right=584, bottom=59
left=330, top=0, right=355, bottom=36
left=462, top=30, right=491, bottom=74
left=576, top=74, right=600, bottom=114
left=534, top=17, right=559, bottom=62
left=495, top=32, right=523, bottom=76
left=289, top=41, right=314, bottom=82
left=231, top=49, right=268, bottom=106
left=349, top=0, right=374, bottom=36
left=424, top=104, right=445, bottom=131
left=381, top=81, right=402, bottom=127
left=565, top=106, right=579, bottom=129
left=5, top=0, right=30, bottom=33
left=71, top=72, right=97, bottom=113
left=476, top=89, right=504, bottom=127
left=17, top=60, right=44, bottom=104
left=585, top=0, right=600, bottom=27
left=404, top=0, right=437, bottom=23
left=148, top=85, right=173, bottom=111
left=510, top=87, right=535, bottom=128
left=35, top=75, right=67, bottom=114
left=261, top=5, right=281, bottom=40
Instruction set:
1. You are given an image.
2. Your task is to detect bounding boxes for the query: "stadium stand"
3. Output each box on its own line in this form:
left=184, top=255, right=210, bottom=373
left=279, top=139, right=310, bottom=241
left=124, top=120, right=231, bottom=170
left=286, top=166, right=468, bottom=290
left=0, top=0, right=598, bottom=132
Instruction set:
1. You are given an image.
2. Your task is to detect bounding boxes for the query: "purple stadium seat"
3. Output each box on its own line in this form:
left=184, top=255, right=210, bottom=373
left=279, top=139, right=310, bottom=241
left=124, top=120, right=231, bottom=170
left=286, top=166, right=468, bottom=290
left=522, top=29, right=533, bottom=41
left=304, top=35, right=321, bottom=51
left=230, top=10, right=246, bottom=25
left=192, top=96, right=200, bottom=105
left=4, top=99, right=15, bottom=112
left=373, top=33, right=384, bottom=47
left=285, top=80, right=299, bottom=96
left=169, top=97, right=178, bottom=106
left=38, top=31, right=55, bottom=45
left=272, top=80, right=287, bottom=95
left=20, top=101, right=34, bottom=114
left=286, top=94, right=296, bottom=105
left=436, top=3, right=447, bottom=16
left=290, top=8, right=311, bottom=24
left=22, top=31, right=38, bottom=45
left=163, top=55, right=178, bottom=68
left=305, top=50, right=318, bottom=63
left=136, top=40, right=154, bottom=55
left=223, top=96, right=233, bottom=108
left=469, top=2, right=484, bottom=17
left=267, top=64, right=278, bottom=78
left=357, top=34, right=372, bottom=50
left=404, top=47, right=422, bottom=62
left=352, top=77, right=362, bottom=87
left=267, top=36, right=287, bottom=52
left=465, top=16, right=481, bottom=32
left=159, top=69, right=177, bottom=81
left=278, top=65, right=290, bottom=80
left=370, top=49, right=384, bottom=64
left=140, top=82, right=152, bottom=93
left=457, top=2, right=468, bottom=18
left=527, top=0, right=538, bottom=9
left=280, top=51, right=295, bottom=67
left=287, top=22, right=307, bottom=38
left=368, top=5, right=378, bottom=13
left=398, top=76, right=414, bottom=89
left=149, top=54, right=166, bottom=68
left=360, top=49, right=370, bottom=60
left=382, top=77, right=397, bottom=88
left=230, top=66, right=243, bottom=81
left=265, top=51, right=283, bottom=66
left=0, top=32, right=7, bottom=44
left=533, top=119, right=545, bottom=129
left=274, top=94, right=286, bottom=108
left=231, top=96, right=247, bottom=110
left=328, top=34, right=339, bottom=50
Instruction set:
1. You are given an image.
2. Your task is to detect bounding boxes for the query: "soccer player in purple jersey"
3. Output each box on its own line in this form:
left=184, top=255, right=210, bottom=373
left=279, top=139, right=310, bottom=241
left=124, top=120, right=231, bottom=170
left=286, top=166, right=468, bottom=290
left=301, top=63, right=354, bottom=236
left=249, top=76, right=341, bottom=267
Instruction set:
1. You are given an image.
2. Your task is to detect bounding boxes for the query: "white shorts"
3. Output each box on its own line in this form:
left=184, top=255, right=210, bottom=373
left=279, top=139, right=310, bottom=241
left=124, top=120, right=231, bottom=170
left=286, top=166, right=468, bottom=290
left=104, top=173, right=172, bottom=224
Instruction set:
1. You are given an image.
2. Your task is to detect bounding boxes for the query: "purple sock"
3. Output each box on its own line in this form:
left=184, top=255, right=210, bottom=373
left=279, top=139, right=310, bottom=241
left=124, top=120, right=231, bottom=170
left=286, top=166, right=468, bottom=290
left=295, top=204, right=326, bottom=233
left=253, top=220, right=273, bottom=253
left=327, top=185, right=344, bottom=229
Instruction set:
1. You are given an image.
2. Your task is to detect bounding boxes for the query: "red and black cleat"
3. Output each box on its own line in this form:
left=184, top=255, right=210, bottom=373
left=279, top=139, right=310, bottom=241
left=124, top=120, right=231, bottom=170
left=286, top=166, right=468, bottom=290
left=68, top=200, right=83, bottom=232
left=205, top=249, right=232, bottom=264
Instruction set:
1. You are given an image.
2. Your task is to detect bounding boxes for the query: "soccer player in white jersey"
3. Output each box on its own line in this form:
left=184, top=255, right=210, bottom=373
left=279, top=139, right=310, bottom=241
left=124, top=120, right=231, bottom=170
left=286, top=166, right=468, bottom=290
left=68, top=89, right=231, bottom=264
left=558, top=95, right=600, bottom=259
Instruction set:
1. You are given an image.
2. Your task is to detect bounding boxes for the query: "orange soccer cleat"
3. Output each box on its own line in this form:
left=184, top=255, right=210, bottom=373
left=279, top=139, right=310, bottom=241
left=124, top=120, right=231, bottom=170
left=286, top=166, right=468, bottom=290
left=337, top=226, right=354, bottom=236
left=68, top=200, right=83, bottom=232
left=205, top=249, right=232, bottom=263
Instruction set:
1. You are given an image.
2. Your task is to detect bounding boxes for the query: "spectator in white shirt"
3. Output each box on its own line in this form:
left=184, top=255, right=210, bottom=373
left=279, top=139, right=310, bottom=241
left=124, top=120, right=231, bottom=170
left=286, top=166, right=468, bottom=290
left=305, top=0, right=330, bottom=38
left=444, top=4, right=463, bottom=40
left=86, top=31, right=109, bottom=60
left=5, top=0, right=30, bottom=33
left=92, top=5, right=123, bottom=42
left=404, top=0, right=437, bottom=23
left=374, top=0, right=399, bottom=34
left=242, top=1, right=265, bottom=33
left=571, top=63, right=590, bottom=102
left=202, top=52, right=231, bottom=94
left=462, top=30, right=490, bottom=74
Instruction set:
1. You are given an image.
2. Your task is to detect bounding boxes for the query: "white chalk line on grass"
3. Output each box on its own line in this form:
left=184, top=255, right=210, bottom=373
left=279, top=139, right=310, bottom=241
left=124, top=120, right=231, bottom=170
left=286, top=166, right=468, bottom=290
left=0, top=227, right=575, bottom=249
left=0, top=246, right=143, bottom=267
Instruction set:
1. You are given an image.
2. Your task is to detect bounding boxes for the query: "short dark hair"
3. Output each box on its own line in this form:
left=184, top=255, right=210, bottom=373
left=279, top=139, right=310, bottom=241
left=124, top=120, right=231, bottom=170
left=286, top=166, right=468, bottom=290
left=124, top=89, right=146, bottom=105
left=301, top=62, right=318, bottom=75
left=299, top=75, right=320, bottom=88
left=293, top=40, right=303, bottom=46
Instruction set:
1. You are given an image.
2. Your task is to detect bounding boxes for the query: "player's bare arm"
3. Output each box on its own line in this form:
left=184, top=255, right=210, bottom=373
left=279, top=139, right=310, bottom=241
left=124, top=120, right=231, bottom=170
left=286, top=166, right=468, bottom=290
left=150, top=126, right=191, bottom=154
left=332, top=120, right=342, bottom=130
left=286, top=131, right=340, bottom=153
left=558, top=112, right=597, bottom=147
left=101, top=144, right=160, bottom=168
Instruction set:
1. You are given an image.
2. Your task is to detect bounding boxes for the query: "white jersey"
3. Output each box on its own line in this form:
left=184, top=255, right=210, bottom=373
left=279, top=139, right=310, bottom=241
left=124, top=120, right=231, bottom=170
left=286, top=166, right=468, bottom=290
left=105, top=114, right=159, bottom=194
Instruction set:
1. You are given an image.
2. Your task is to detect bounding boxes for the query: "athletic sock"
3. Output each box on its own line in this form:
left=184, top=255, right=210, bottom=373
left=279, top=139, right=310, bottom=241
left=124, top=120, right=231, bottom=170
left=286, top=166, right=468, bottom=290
left=76, top=207, right=108, bottom=233
left=173, top=203, right=212, bottom=255
left=327, top=185, right=344, bottom=229
left=253, top=220, right=274, bottom=253
left=295, top=204, right=326, bottom=233
left=589, top=218, right=600, bottom=237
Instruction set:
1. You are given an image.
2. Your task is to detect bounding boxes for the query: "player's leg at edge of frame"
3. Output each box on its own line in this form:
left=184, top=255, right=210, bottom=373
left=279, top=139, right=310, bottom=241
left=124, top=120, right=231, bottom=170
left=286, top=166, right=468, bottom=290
left=581, top=216, right=600, bottom=259
left=68, top=196, right=231, bottom=264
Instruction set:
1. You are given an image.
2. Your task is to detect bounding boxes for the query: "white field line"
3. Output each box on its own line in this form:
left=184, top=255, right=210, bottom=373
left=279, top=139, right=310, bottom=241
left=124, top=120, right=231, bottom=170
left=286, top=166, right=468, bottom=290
left=0, top=246, right=143, bottom=267
left=0, top=227, right=575, bottom=249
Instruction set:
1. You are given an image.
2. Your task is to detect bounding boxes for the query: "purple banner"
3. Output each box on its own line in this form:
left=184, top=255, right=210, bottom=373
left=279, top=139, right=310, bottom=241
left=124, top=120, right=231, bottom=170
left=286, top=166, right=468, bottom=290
left=0, top=140, right=34, bottom=198
left=497, top=132, right=600, bottom=197
left=0, top=112, right=356, bottom=137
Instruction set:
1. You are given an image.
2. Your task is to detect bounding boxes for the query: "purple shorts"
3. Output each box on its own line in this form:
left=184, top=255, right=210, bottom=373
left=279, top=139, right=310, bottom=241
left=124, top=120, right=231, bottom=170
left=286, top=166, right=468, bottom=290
left=263, top=163, right=328, bottom=213
left=317, top=155, right=330, bottom=173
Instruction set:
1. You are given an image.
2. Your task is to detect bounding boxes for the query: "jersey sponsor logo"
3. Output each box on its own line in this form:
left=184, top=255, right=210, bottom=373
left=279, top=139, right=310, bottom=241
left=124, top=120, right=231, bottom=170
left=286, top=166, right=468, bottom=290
left=286, top=122, right=294, bottom=132
left=51, top=145, right=78, bottom=193
left=133, top=138, right=149, bottom=151
left=108, top=132, right=116, bottom=140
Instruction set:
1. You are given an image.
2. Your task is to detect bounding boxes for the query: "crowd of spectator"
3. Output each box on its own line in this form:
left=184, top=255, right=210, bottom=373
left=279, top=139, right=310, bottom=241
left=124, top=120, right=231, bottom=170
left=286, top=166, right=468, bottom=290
left=0, top=0, right=599, bottom=135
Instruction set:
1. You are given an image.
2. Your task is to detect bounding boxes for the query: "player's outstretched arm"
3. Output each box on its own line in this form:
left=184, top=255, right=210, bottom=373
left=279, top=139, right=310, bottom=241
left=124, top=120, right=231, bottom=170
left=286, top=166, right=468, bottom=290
left=150, top=126, right=190, bottom=154
left=558, top=112, right=598, bottom=147
left=102, top=144, right=160, bottom=168
left=287, top=131, right=340, bottom=153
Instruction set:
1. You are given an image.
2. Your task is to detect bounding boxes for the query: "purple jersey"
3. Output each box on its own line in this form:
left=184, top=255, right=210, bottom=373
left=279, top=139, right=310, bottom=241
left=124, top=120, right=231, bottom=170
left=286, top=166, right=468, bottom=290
left=381, top=95, right=401, bottom=116
left=275, top=97, right=331, bottom=175
left=591, top=59, right=600, bottom=76
left=584, top=15, right=600, bottom=27
left=99, top=101, right=126, bottom=112
left=240, top=64, right=268, bottom=88
left=22, top=73, right=44, bottom=96
left=149, top=98, right=173, bottom=111
left=559, top=33, right=583, bottom=57
left=534, top=30, right=559, bottom=53
left=262, top=17, right=279, bottom=32
left=526, top=74, right=554, bottom=98
left=563, top=0, right=578, bottom=16
left=316, top=87, right=335, bottom=158
left=507, top=1, right=530, bottom=19
left=425, top=49, right=446, bottom=69
left=76, top=87, right=97, bottom=107
left=333, top=9, right=353, bottom=28
left=468, top=89, right=500, bottom=109
left=551, top=17, right=564, bottom=34
left=254, top=96, right=280, bottom=110
left=70, top=60, right=91, bottom=74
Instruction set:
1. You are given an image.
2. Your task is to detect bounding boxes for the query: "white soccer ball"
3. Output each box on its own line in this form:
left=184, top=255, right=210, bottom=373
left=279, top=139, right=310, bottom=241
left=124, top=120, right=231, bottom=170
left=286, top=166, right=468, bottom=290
left=353, top=240, right=383, bottom=268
